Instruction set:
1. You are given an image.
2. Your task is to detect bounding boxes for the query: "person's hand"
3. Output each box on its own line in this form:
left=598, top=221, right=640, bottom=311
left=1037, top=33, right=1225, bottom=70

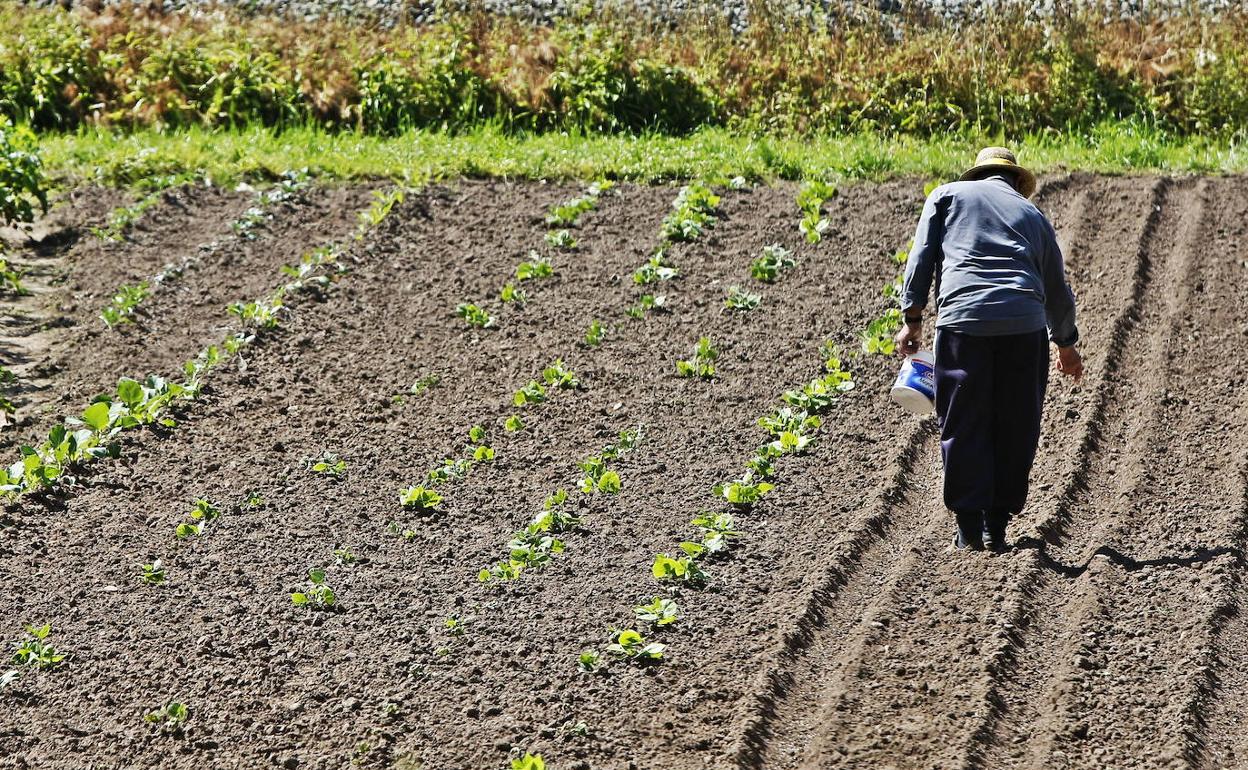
left=895, top=322, right=921, bottom=358
left=1057, top=345, right=1083, bottom=383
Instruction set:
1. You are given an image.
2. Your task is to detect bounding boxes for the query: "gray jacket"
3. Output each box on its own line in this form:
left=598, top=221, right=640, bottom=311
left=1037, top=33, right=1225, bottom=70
left=901, top=175, right=1079, bottom=347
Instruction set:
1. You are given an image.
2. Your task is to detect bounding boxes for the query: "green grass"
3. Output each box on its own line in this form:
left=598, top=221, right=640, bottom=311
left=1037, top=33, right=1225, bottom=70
left=38, top=122, right=1248, bottom=191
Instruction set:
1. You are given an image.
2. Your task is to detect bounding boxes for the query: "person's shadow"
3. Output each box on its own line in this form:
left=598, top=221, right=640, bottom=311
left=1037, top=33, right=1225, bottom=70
left=1011, top=537, right=1240, bottom=578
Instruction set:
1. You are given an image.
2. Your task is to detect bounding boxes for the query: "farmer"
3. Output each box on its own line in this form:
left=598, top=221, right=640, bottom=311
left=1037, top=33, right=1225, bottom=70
left=894, top=147, right=1083, bottom=552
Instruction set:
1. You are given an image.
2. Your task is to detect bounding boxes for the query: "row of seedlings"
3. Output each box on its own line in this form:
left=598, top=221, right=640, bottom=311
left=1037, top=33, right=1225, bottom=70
left=478, top=425, right=645, bottom=583
left=0, top=188, right=404, bottom=504
left=99, top=171, right=311, bottom=328
left=456, top=182, right=614, bottom=330
left=582, top=343, right=856, bottom=668
left=622, top=182, right=722, bottom=323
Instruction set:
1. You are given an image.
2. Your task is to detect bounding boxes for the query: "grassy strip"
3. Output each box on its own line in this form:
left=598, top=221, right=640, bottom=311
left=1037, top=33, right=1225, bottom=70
left=39, top=123, right=1248, bottom=190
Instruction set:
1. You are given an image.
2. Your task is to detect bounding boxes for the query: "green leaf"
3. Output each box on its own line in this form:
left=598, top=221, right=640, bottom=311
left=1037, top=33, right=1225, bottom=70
left=308, top=569, right=326, bottom=584
left=116, top=379, right=144, bottom=408
left=81, top=402, right=111, bottom=432
left=291, top=592, right=309, bottom=605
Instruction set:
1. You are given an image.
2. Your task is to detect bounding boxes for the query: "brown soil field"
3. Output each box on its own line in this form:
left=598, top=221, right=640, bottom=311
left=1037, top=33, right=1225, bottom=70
left=0, top=174, right=1245, bottom=770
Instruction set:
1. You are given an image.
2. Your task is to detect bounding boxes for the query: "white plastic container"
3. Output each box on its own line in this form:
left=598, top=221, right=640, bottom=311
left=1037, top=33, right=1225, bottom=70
left=890, top=350, right=935, bottom=414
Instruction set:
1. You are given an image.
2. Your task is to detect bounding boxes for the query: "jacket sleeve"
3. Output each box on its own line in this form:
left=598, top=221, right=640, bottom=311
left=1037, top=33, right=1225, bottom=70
left=901, top=191, right=944, bottom=312
left=1039, top=217, right=1079, bottom=347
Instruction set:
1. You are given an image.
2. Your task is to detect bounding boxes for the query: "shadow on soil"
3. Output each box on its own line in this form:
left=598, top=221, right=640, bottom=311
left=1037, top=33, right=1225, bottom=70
left=1014, top=537, right=1241, bottom=577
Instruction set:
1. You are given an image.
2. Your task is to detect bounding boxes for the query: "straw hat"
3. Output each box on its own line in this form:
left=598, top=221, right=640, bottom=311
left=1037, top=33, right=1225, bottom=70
left=960, top=147, right=1036, bottom=199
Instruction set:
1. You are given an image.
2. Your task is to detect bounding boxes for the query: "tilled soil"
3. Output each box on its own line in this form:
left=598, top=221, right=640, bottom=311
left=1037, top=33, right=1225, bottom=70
left=0, top=175, right=1245, bottom=770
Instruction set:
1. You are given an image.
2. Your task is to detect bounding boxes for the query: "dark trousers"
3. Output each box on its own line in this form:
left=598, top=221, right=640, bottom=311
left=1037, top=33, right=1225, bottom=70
left=934, top=329, right=1049, bottom=533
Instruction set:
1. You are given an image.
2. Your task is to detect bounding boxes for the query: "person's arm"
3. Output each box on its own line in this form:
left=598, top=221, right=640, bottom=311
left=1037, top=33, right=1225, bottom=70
left=894, top=191, right=944, bottom=356
left=1039, top=218, right=1084, bottom=381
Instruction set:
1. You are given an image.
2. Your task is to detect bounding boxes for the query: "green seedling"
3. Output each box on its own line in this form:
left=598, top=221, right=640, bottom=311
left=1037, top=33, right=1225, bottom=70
left=661, top=183, right=720, bottom=242
left=541, top=359, right=579, bottom=389
left=358, top=188, right=404, bottom=233
left=676, top=336, right=718, bottom=379
left=11, top=623, right=65, bottom=670
left=513, top=380, right=548, bottom=407
left=601, top=425, right=644, bottom=459
left=714, top=473, right=775, bottom=508
left=310, top=451, right=347, bottom=478
left=500, top=283, right=527, bottom=304
left=504, top=414, right=525, bottom=432
left=427, top=457, right=472, bottom=484
left=0, top=257, right=27, bottom=296
left=634, top=597, right=680, bottom=627
left=231, top=206, right=271, bottom=239
left=175, top=498, right=221, bottom=539
left=759, top=407, right=822, bottom=436
left=227, top=296, right=284, bottom=329
left=747, top=451, right=776, bottom=479
left=725, top=286, right=761, bottom=311
left=139, top=560, right=166, bottom=585
left=411, top=375, right=440, bottom=395
left=511, top=754, right=546, bottom=770
left=751, top=244, right=796, bottom=283
left=545, top=229, right=577, bottom=250
left=291, top=568, right=336, bottom=608
left=585, top=319, right=606, bottom=346
left=577, top=650, right=602, bottom=673
left=796, top=180, right=836, bottom=243
left=861, top=308, right=903, bottom=355
left=100, top=282, right=151, bottom=327
left=606, top=628, right=665, bottom=662
left=577, top=455, right=614, bottom=494
left=516, top=251, right=554, bottom=280
left=444, top=615, right=470, bottom=636
left=333, top=548, right=357, bottom=566
left=632, top=254, right=678, bottom=285
left=399, top=486, right=442, bottom=512
left=455, top=302, right=495, bottom=329
left=692, top=512, right=741, bottom=553
left=626, top=293, right=667, bottom=319
left=651, top=553, right=708, bottom=584
left=244, top=490, right=265, bottom=508
left=474, top=445, right=496, bottom=462
left=547, top=197, right=595, bottom=227
left=782, top=371, right=855, bottom=413
left=144, top=701, right=189, bottom=727
left=388, top=521, right=418, bottom=541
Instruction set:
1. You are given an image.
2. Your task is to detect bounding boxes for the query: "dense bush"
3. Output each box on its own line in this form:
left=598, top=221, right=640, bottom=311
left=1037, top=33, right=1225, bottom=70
left=0, top=2, right=1246, bottom=138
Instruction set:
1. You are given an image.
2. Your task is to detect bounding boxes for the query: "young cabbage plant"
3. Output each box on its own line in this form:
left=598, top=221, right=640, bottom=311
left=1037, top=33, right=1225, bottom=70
left=398, top=485, right=442, bottom=512
left=504, top=414, right=525, bottom=432
left=651, top=553, right=708, bottom=584
left=309, top=451, right=347, bottom=479
left=11, top=623, right=65, bottom=670
left=606, top=628, right=665, bottom=662
left=100, top=282, right=151, bottom=328
left=513, top=380, right=548, bottom=407
left=861, top=308, right=903, bottom=355
left=584, top=319, right=606, bottom=346
left=660, top=183, right=721, bottom=243
left=782, top=371, right=855, bottom=413
left=634, top=597, right=680, bottom=627
left=676, top=336, right=718, bottom=379
left=139, top=559, right=166, bottom=585
left=541, top=360, right=579, bottom=389
left=510, top=753, right=547, bottom=770
left=796, top=180, right=836, bottom=244
left=625, top=293, right=667, bottom=319
left=692, top=511, right=742, bottom=553
left=714, top=473, right=775, bottom=509
left=577, top=650, right=603, bottom=673
left=724, top=286, right=761, bottom=311
left=455, top=303, right=496, bottom=329
left=291, top=568, right=336, bottom=608
left=632, top=254, right=678, bottom=285
left=144, top=701, right=189, bottom=728
left=516, top=251, right=554, bottom=280
left=175, top=498, right=222, bottom=539
left=500, top=283, right=527, bottom=305
left=751, top=244, right=796, bottom=283
left=545, top=229, right=577, bottom=250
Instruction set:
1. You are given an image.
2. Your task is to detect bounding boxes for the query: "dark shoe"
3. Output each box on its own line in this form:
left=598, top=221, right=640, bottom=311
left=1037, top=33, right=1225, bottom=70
left=952, top=529, right=984, bottom=551
left=982, top=528, right=1009, bottom=553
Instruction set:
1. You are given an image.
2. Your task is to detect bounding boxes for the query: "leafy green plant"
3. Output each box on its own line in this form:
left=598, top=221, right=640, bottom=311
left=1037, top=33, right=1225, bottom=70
left=585, top=319, right=606, bottom=346
left=333, top=548, right=357, bottom=565
left=144, top=702, right=189, bottom=727
left=796, top=180, right=836, bottom=243
left=100, top=282, right=151, bottom=327
left=280, top=244, right=344, bottom=293
left=230, top=206, right=271, bottom=240
left=444, top=615, right=470, bottom=636
left=625, top=293, right=666, bottom=318
left=578, top=455, right=621, bottom=494
left=691, top=511, right=741, bottom=553
left=725, top=286, right=760, bottom=311
left=455, top=302, right=495, bottom=329
left=634, top=597, right=680, bottom=627
left=10, top=623, right=65, bottom=670
left=175, top=498, right=222, bottom=539
left=751, top=244, right=796, bottom=283
left=510, top=754, right=546, bottom=770
left=545, top=229, right=577, bottom=250
left=577, top=650, right=602, bottom=673
left=782, top=371, right=855, bottom=413
left=546, top=181, right=613, bottom=227
left=632, top=254, right=678, bottom=285
left=0, top=256, right=27, bottom=296
left=0, top=121, right=48, bottom=227
left=676, top=336, right=718, bottom=379
left=500, top=282, right=527, bottom=304
left=309, top=451, right=346, bottom=479
left=714, top=473, right=775, bottom=508
left=228, top=296, right=284, bottom=329
left=504, top=414, right=525, bottom=432
left=660, top=183, right=720, bottom=242
left=139, top=559, right=166, bottom=585
left=606, top=628, right=665, bottom=662
left=516, top=251, right=554, bottom=280
left=399, top=485, right=442, bottom=512
left=291, top=568, right=336, bottom=608
left=542, top=359, right=579, bottom=389
left=358, top=189, right=405, bottom=233
left=513, top=380, right=547, bottom=407
left=651, top=553, right=708, bottom=584
left=861, top=308, right=903, bottom=355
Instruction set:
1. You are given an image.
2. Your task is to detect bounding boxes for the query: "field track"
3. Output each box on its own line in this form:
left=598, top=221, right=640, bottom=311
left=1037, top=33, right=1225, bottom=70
left=0, top=174, right=1245, bottom=770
